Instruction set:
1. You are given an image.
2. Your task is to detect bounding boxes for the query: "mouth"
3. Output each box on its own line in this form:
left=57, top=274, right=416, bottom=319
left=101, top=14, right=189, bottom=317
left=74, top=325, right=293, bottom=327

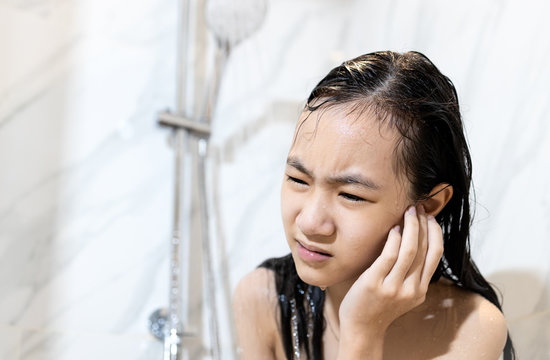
left=296, top=240, right=332, bottom=262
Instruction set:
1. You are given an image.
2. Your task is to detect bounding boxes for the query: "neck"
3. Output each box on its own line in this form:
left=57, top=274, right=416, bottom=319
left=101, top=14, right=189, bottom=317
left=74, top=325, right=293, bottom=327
left=324, top=277, right=357, bottom=332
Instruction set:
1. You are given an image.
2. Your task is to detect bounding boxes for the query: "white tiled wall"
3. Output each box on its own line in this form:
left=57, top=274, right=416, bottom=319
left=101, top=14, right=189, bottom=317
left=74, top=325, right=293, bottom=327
left=1, top=0, right=549, bottom=358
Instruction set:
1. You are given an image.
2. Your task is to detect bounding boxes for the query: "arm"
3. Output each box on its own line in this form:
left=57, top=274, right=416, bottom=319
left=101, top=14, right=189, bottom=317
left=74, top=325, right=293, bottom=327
left=233, top=267, right=279, bottom=360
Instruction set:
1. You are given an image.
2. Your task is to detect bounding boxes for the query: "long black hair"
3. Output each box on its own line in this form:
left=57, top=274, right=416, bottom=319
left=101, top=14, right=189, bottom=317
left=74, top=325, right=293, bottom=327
left=260, top=51, right=515, bottom=359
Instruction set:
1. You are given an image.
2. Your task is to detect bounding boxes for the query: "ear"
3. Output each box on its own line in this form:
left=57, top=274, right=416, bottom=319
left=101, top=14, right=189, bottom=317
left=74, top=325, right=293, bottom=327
left=419, top=183, right=453, bottom=217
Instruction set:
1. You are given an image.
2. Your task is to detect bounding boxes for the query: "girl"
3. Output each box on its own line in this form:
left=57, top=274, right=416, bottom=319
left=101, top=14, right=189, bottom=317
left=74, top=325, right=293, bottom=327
left=233, top=51, right=515, bottom=359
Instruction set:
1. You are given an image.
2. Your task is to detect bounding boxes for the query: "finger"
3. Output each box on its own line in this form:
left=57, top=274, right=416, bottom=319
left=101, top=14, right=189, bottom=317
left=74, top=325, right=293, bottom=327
left=420, top=215, right=444, bottom=290
left=367, top=225, right=402, bottom=280
left=384, top=206, right=419, bottom=283
left=405, top=204, right=428, bottom=283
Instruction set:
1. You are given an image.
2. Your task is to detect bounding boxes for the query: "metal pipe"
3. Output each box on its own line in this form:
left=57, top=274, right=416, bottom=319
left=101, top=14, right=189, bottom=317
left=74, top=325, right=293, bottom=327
left=202, top=41, right=230, bottom=122
left=162, top=0, right=193, bottom=357
left=197, top=138, right=221, bottom=359
left=176, top=0, right=192, bottom=116
left=151, top=1, right=269, bottom=359
left=163, top=128, right=185, bottom=360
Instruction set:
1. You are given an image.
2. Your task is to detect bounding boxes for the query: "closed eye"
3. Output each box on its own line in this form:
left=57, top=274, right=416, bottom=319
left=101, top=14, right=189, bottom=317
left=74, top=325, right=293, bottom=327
left=287, top=175, right=308, bottom=186
left=339, top=192, right=366, bottom=202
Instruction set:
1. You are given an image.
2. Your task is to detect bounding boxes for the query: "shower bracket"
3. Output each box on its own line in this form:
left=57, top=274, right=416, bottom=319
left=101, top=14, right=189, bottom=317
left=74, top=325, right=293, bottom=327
left=158, top=111, right=211, bottom=138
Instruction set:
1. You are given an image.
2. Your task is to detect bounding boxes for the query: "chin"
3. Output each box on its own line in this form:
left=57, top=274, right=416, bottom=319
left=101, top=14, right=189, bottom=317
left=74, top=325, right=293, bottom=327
left=293, top=256, right=365, bottom=290
left=297, top=273, right=326, bottom=288
left=293, top=258, right=332, bottom=288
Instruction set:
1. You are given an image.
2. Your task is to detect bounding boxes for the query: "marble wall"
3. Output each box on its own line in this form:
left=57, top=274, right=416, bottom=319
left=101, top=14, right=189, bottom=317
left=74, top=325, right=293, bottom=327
left=1, top=0, right=549, bottom=359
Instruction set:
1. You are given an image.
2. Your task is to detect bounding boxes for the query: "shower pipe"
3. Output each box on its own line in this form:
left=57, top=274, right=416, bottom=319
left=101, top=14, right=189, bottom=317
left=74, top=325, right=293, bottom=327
left=149, top=0, right=219, bottom=358
left=149, top=0, right=228, bottom=358
left=149, top=0, right=268, bottom=359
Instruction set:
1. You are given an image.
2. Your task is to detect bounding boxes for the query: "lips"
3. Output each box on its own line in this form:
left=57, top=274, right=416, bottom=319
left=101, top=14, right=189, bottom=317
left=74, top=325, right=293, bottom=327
left=296, top=240, right=332, bottom=262
left=298, top=241, right=331, bottom=256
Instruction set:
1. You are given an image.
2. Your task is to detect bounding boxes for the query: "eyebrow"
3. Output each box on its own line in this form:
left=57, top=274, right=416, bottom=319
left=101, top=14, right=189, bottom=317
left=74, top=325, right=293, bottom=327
left=286, top=156, right=382, bottom=191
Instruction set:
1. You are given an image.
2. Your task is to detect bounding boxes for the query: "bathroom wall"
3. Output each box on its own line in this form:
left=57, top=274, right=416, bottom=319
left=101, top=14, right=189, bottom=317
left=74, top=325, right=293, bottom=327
left=1, top=0, right=549, bottom=359
left=0, top=0, right=176, bottom=358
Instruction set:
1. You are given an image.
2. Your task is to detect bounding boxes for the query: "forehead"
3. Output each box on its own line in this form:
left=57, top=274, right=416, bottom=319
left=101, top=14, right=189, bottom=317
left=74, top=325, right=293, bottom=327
left=290, top=105, right=399, bottom=168
left=287, top=104, right=409, bottom=197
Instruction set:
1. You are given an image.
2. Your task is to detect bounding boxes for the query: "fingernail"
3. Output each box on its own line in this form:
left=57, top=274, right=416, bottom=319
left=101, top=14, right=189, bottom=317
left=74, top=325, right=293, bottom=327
left=407, top=206, right=416, bottom=216
left=392, top=225, right=401, bottom=233
left=427, top=215, right=435, bottom=222
left=419, top=204, right=425, bottom=215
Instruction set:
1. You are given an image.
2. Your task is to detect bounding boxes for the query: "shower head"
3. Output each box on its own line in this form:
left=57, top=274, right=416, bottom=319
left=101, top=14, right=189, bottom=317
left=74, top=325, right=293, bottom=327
left=201, top=0, right=268, bottom=122
left=205, top=0, right=268, bottom=48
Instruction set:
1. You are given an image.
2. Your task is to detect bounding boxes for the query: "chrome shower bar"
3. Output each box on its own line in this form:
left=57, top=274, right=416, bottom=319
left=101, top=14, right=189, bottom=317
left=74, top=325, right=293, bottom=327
left=158, top=112, right=211, bottom=136
left=149, top=0, right=216, bottom=358
left=156, top=111, right=217, bottom=360
left=150, top=0, right=268, bottom=358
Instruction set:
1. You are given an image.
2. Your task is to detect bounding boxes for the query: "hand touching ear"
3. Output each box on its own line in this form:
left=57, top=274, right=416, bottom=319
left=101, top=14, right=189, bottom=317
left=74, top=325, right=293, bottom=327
left=336, top=205, right=444, bottom=360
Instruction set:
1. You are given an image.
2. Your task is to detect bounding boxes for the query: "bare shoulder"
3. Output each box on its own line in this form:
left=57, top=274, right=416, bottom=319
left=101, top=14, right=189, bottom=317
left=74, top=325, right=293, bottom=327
left=445, top=282, right=508, bottom=358
left=233, top=267, right=280, bottom=359
left=424, top=279, right=508, bottom=359
left=233, top=267, right=279, bottom=310
left=386, top=278, right=508, bottom=360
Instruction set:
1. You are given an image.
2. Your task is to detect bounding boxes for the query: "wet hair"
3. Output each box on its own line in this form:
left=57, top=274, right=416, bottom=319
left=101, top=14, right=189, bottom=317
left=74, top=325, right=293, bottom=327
left=260, top=50, right=515, bottom=359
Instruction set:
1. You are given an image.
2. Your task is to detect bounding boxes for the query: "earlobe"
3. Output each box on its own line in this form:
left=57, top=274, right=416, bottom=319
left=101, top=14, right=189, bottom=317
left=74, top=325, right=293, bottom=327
left=420, top=183, right=453, bottom=216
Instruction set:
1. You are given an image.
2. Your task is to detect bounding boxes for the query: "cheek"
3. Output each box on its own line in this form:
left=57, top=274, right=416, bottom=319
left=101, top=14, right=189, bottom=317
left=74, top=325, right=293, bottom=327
left=341, top=210, right=402, bottom=265
left=346, top=219, right=387, bottom=253
left=280, top=184, right=296, bottom=227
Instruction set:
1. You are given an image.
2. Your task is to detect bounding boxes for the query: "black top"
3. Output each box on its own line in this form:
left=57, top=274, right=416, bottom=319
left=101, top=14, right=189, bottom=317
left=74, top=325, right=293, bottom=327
left=259, top=254, right=325, bottom=359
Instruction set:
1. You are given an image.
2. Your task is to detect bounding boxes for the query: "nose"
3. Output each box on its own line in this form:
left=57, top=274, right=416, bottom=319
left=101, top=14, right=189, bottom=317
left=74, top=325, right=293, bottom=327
left=296, top=193, right=335, bottom=237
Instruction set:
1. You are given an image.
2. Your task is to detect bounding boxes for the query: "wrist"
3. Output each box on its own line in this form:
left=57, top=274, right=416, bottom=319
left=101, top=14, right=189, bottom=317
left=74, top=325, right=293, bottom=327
left=337, top=329, right=385, bottom=360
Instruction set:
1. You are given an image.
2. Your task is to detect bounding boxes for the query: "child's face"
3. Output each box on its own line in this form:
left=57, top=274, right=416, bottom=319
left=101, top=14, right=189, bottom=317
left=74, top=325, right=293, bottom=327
left=281, top=104, right=412, bottom=289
